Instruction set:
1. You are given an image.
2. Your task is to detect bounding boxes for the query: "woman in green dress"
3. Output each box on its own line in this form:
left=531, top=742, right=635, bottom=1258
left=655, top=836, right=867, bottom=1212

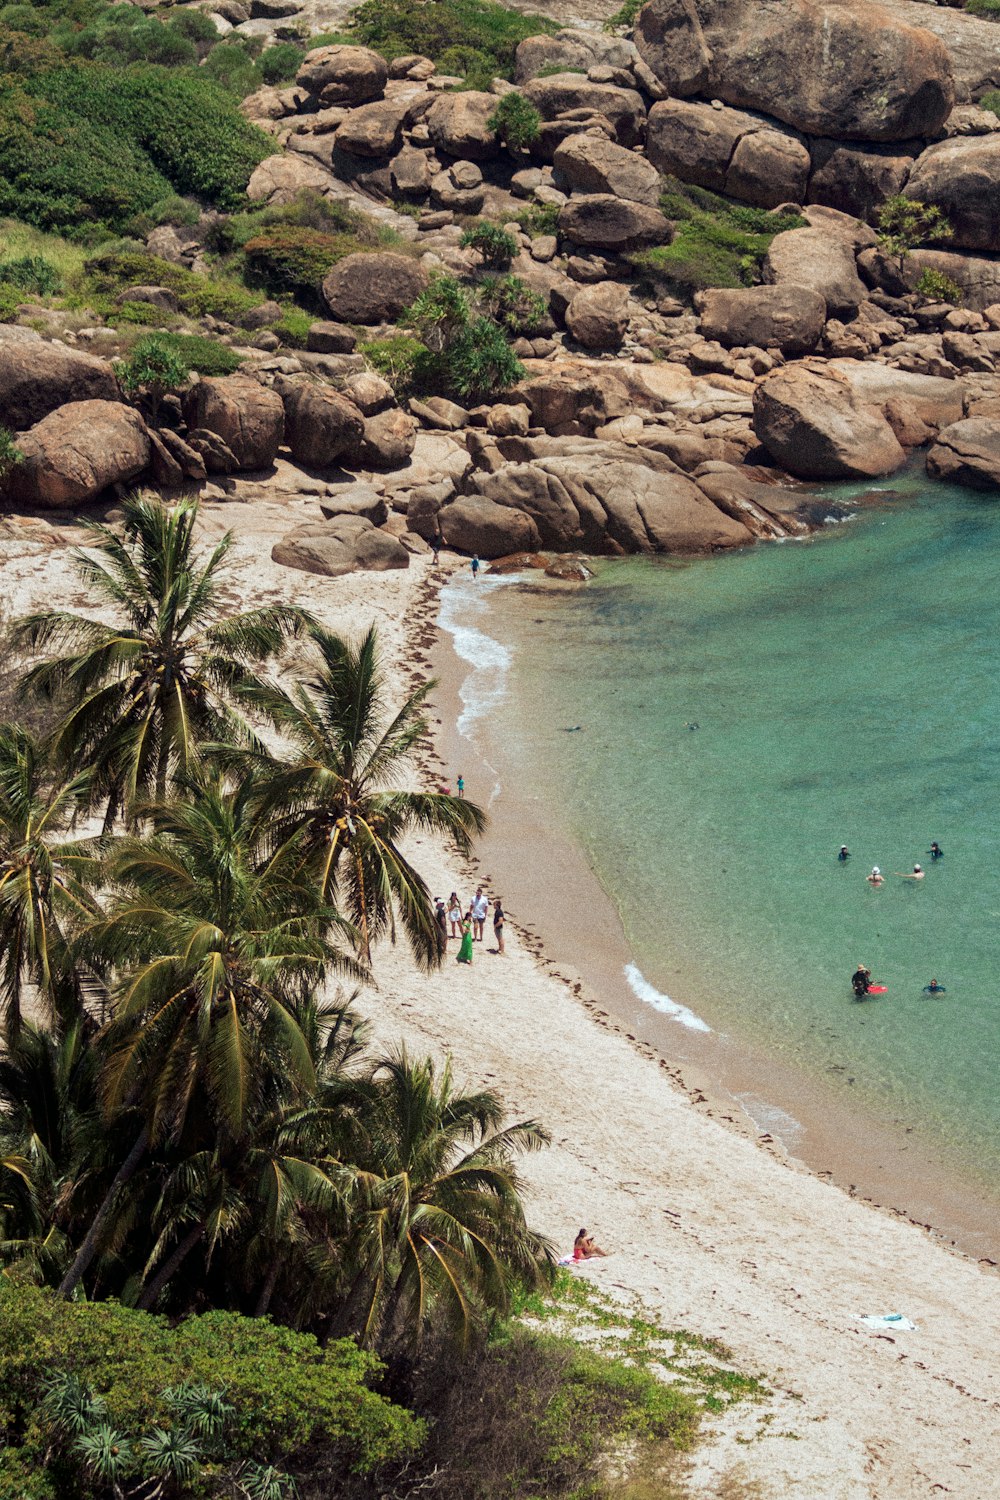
left=456, top=912, right=474, bottom=965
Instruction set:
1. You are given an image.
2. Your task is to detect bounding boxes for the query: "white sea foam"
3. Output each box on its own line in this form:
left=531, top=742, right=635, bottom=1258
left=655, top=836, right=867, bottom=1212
left=734, top=1093, right=803, bottom=1144
left=437, top=574, right=516, bottom=738
left=624, top=962, right=711, bottom=1033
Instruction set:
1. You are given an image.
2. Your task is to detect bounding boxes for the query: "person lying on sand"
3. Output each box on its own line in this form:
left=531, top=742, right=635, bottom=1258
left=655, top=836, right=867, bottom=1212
left=573, top=1228, right=609, bottom=1261
left=894, top=864, right=925, bottom=879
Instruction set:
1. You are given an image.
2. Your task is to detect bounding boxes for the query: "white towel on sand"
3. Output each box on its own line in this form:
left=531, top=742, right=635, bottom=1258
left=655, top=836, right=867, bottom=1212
left=856, top=1313, right=917, bottom=1332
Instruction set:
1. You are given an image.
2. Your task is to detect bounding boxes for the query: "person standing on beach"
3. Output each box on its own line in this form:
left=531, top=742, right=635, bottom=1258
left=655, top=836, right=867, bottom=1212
left=471, top=555, right=481, bottom=579
left=457, top=775, right=465, bottom=798
left=434, top=898, right=449, bottom=957
left=456, top=912, right=474, bottom=965
left=493, top=898, right=505, bottom=955
left=448, top=892, right=462, bottom=938
left=471, top=886, right=489, bottom=941
left=432, top=532, right=442, bottom=566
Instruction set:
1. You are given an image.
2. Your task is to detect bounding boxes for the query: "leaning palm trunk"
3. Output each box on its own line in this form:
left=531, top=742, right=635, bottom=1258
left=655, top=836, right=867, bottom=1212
left=58, top=1124, right=149, bottom=1298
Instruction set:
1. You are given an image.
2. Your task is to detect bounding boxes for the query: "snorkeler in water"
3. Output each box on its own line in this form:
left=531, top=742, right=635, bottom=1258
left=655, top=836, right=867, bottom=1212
left=923, top=978, right=947, bottom=994
left=930, top=842, right=944, bottom=860
left=838, top=845, right=851, bottom=861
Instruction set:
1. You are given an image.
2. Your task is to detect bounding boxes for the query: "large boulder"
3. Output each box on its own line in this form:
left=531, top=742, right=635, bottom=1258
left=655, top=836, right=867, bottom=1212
left=926, top=419, right=1000, bottom=489
left=183, top=374, right=284, bottom=470
left=272, top=516, right=409, bottom=576
left=282, top=383, right=365, bottom=467
left=425, top=92, right=499, bottom=161
left=824, top=359, right=964, bottom=430
left=0, top=329, right=119, bottom=431
left=357, top=408, right=416, bottom=469
left=752, top=365, right=906, bottom=479
left=634, top=0, right=954, bottom=142
left=246, top=153, right=334, bottom=206
left=471, top=452, right=751, bottom=552
left=877, top=0, right=1000, bottom=101
left=321, top=252, right=428, bottom=324
left=807, top=140, right=916, bottom=220
left=514, top=29, right=641, bottom=83
left=558, top=195, right=669, bottom=252
left=7, top=401, right=150, bottom=509
left=334, top=97, right=415, bottom=158
left=763, top=227, right=867, bottom=318
left=904, top=136, right=1000, bottom=253
left=698, top=285, right=826, bottom=354
left=439, top=495, right=540, bottom=558
left=565, top=282, right=630, bottom=350
left=296, top=45, right=387, bottom=106
left=646, top=100, right=810, bottom=207
left=523, top=76, right=647, bottom=148
left=552, top=131, right=661, bottom=206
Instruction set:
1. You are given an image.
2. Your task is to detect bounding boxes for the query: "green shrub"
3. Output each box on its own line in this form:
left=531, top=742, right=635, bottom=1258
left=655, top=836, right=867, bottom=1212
left=347, top=0, right=558, bottom=78
left=634, top=178, right=806, bottom=294
left=0, top=253, right=61, bottom=295
left=435, top=43, right=495, bottom=88
left=0, top=59, right=276, bottom=233
left=0, top=1284, right=424, bottom=1489
left=361, top=333, right=428, bottom=393
left=118, top=332, right=190, bottom=418
left=113, top=298, right=166, bottom=326
left=64, top=6, right=200, bottom=68
left=487, top=89, right=541, bottom=150
left=604, top=0, right=644, bottom=29
left=966, top=0, right=1000, bottom=16
left=915, top=267, right=964, bottom=305
left=200, top=37, right=263, bottom=96
left=83, top=250, right=262, bottom=321
left=260, top=40, right=305, bottom=84
left=0, top=283, right=23, bottom=321
left=154, top=332, right=243, bottom=375
left=444, top=315, right=525, bottom=399
left=479, top=271, right=545, bottom=333
left=243, top=225, right=359, bottom=304
left=460, top=221, right=518, bottom=270
left=981, top=87, right=1000, bottom=115
left=272, top=305, right=314, bottom=347
left=877, top=194, right=953, bottom=268
left=515, top=201, right=560, bottom=236
left=0, top=424, right=22, bottom=480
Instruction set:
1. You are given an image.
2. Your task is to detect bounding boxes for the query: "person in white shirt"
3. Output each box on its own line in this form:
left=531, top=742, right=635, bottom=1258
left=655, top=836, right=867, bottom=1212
left=471, top=887, right=489, bottom=941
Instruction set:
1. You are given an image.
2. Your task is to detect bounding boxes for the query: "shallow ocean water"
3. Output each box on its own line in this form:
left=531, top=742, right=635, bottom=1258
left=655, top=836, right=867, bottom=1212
left=446, top=469, right=1000, bottom=1196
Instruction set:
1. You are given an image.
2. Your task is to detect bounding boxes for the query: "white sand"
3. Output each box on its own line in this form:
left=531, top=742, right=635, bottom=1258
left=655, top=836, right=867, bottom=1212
left=6, top=507, right=998, bottom=1500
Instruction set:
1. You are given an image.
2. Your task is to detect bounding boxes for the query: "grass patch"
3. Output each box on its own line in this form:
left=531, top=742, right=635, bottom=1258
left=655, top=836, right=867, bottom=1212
left=344, top=0, right=558, bottom=87
left=631, top=178, right=806, bottom=296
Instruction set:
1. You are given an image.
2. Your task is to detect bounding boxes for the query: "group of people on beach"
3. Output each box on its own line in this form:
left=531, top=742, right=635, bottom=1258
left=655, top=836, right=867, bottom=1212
left=842, top=840, right=947, bottom=999
left=435, top=887, right=505, bottom=962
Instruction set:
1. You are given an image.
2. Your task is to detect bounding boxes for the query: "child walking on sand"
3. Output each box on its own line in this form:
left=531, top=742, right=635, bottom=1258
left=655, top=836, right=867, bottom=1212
left=456, top=912, right=474, bottom=965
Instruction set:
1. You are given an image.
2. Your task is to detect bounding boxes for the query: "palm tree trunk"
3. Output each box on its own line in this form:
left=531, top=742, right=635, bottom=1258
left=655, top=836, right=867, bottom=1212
left=58, top=1125, right=149, bottom=1298
left=136, top=1221, right=204, bottom=1311
left=254, top=1255, right=281, bottom=1318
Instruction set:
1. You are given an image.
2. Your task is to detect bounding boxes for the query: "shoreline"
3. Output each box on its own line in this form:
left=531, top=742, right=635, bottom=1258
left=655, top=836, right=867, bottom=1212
left=429, top=563, right=1000, bottom=1267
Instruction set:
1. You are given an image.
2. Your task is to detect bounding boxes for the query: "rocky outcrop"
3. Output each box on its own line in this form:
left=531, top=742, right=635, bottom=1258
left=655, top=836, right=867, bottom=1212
left=634, top=0, right=954, bottom=142
left=698, top=286, right=826, bottom=354
left=296, top=45, right=387, bottom=106
left=753, top=365, right=907, bottom=479
left=334, top=96, right=416, bottom=157
left=321, top=252, right=428, bottom=324
left=0, top=329, right=120, bottom=431
left=439, top=495, right=541, bottom=557
left=764, top=228, right=867, bottom=319
left=926, top=419, right=1000, bottom=489
left=6, top=401, right=150, bottom=508
left=282, top=382, right=364, bottom=467
left=357, top=408, right=417, bottom=469
left=272, top=516, right=410, bottom=575
left=646, top=100, right=810, bottom=209
left=183, top=375, right=284, bottom=471
left=552, top=132, right=660, bottom=206
left=246, top=153, right=335, bottom=205
left=904, top=137, right=1000, bottom=253
left=523, top=76, right=647, bottom=149
left=558, top=196, right=669, bottom=253
left=514, top=29, right=642, bottom=85
left=807, top=140, right=916, bottom=220
left=425, top=91, right=499, bottom=160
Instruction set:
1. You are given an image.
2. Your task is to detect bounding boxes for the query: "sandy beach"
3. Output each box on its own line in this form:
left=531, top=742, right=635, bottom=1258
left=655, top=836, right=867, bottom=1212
left=4, top=503, right=999, bottom=1500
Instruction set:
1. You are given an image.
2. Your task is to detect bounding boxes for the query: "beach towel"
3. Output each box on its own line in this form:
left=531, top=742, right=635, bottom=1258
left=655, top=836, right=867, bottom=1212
left=856, top=1313, right=917, bottom=1332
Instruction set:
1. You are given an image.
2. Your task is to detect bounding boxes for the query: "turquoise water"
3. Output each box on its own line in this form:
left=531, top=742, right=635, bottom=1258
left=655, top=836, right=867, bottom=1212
left=470, top=470, right=1000, bottom=1194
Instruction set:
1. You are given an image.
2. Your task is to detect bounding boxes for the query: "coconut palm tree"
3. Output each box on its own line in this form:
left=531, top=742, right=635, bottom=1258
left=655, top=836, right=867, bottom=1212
left=248, top=625, right=486, bottom=969
left=337, top=1051, right=553, bottom=1353
left=12, top=494, right=309, bottom=823
left=58, top=779, right=360, bottom=1299
left=0, top=724, right=102, bottom=1039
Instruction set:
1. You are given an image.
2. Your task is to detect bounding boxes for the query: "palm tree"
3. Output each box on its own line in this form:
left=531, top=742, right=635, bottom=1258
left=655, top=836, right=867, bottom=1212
left=0, top=724, right=102, bottom=1039
left=249, top=625, right=486, bottom=969
left=58, top=779, right=360, bottom=1299
left=13, top=494, right=309, bottom=822
left=337, top=1051, right=553, bottom=1353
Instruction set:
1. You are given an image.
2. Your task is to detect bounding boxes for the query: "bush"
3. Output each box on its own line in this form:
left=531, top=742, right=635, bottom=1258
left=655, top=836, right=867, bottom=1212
left=243, top=225, right=360, bottom=305
left=604, top=0, right=644, bottom=28
left=200, top=36, right=263, bottom=96
left=915, top=267, right=964, bottom=304
left=347, top=0, right=558, bottom=78
left=0, top=1285, right=424, bottom=1491
left=260, top=40, right=305, bottom=84
left=360, top=333, right=428, bottom=394
left=877, top=194, right=953, bottom=267
left=0, top=59, right=276, bottom=233
left=0, top=425, right=22, bottom=480
left=634, top=179, right=806, bottom=295
left=435, top=43, right=495, bottom=88
left=460, top=221, right=518, bottom=270
left=478, top=272, right=545, bottom=333
left=487, top=89, right=541, bottom=151
left=966, top=0, right=1000, bottom=16
left=153, top=332, right=243, bottom=375
left=272, top=305, right=314, bottom=347
left=118, top=332, right=189, bottom=418
left=0, top=254, right=61, bottom=295
left=83, top=250, right=262, bottom=322
left=113, top=299, right=167, bottom=326
left=981, top=87, right=1000, bottom=116
left=515, top=201, right=561, bottom=237
left=444, top=315, right=525, bottom=400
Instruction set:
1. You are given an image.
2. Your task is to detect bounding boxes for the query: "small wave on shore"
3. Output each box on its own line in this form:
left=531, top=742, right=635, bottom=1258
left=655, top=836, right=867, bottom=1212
left=438, top=574, right=516, bottom=739
left=624, top=961, right=711, bottom=1033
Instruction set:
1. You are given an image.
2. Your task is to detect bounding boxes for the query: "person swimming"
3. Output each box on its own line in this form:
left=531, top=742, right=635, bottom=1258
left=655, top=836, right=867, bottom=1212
left=923, top=978, right=947, bottom=994
left=930, top=842, right=944, bottom=860
left=851, top=965, right=872, bottom=997
left=867, top=866, right=884, bottom=886
left=895, top=864, right=925, bottom=879
left=838, top=845, right=851, bottom=861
